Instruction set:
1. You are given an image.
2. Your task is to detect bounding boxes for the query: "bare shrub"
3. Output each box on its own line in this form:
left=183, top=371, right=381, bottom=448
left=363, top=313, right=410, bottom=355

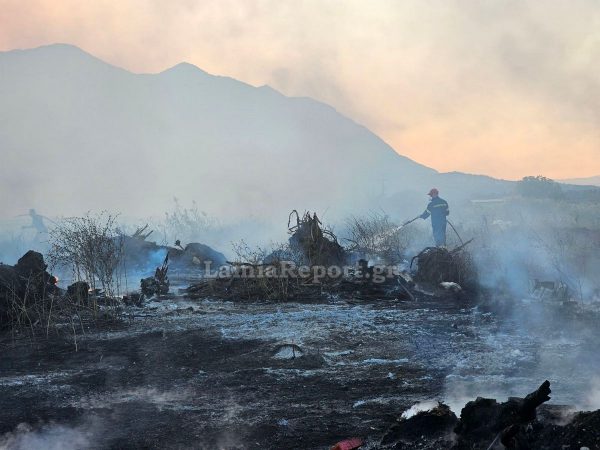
left=159, top=198, right=219, bottom=245
left=230, top=239, right=303, bottom=266
left=224, top=240, right=306, bottom=301
left=48, top=212, right=123, bottom=297
left=533, top=227, right=600, bottom=301
left=230, top=239, right=270, bottom=265
left=345, top=212, right=414, bottom=263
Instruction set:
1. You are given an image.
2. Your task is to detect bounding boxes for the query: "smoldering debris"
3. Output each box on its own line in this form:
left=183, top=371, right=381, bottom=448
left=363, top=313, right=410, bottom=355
left=120, top=228, right=227, bottom=271
left=380, top=402, right=458, bottom=447
left=411, top=240, right=477, bottom=290
left=140, top=254, right=170, bottom=298
left=12, top=210, right=480, bottom=306
left=377, top=381, right=600, bottom=450
left=0, top=249, right=126, bottom=339
left=4, top=208, right=600, bottom=449
left=181, top=210, right=471, bottom=302
left=120, top=227, right=228, bottom=301
left=0, top=250, right=60, bottom=328
left=180, top=257, right=416, bottom=302
left=287, top=210, right=347, bottom=267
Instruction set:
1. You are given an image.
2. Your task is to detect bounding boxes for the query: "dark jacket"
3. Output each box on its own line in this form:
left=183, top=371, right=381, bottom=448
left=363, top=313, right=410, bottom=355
left=420, top=196, right=449, bottom=226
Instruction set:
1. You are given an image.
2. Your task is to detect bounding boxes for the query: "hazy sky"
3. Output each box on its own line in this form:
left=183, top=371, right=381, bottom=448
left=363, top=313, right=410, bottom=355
left=1, top=0, right=599, bottom=179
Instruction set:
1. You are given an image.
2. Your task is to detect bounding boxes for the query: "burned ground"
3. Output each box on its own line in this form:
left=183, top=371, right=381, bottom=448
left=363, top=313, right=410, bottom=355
left=1, top=296, right=459, bottom=449
left=1, top=290, right=599, bottom=449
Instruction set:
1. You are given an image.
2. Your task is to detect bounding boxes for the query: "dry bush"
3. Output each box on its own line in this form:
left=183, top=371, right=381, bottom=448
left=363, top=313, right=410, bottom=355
left=159, top=198, right=220, bottom=245
left=533, top=227, right=600, bottom=301
left=345, top=212, right=414, bottom=264
left=230, top=239, right=270, bottom=265
left=48, top=212, right=123, bottom=298
left=224, top=240, right=307, bottom=301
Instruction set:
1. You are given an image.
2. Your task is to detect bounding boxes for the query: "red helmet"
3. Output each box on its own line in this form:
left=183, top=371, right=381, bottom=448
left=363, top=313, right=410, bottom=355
left=428, top=188, right=439, bottom=196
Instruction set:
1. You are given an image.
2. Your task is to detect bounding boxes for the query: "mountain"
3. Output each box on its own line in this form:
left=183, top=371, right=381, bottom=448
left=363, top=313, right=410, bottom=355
left=0, top=44, right=511, bottom=222
left=560, top=176, right=600, bottom=187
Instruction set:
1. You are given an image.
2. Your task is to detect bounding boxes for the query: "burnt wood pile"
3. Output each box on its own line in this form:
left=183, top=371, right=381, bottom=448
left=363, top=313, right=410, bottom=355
left=411, top=239, right=477, bottom=289
left=379, top=380, right=600, bottom=449
left=181, top=258, right=414, bottom=302
left=140, top=254, right=170, bottom=297
left=287, top=210, right=347, bottom=267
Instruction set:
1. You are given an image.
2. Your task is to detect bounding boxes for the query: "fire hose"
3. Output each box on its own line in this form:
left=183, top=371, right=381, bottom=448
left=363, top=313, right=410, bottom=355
left=446, top=219, right=464, bottom=246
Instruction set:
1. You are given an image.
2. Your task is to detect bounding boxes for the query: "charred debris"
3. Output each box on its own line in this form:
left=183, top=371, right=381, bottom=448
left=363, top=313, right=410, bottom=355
left=326, top=380, right=599, bottom=449
left=5, top=208, right=593, bottom=328
left=0, top=250, right=60, bottom=329
left=0, top=210, right=476, bottom=331
left=1, top=205, right=591, bottom=333
left=332, top=381, right=599, bottom=449
left=181, top=210, right=474, bottom=303
left=371, top=380, right=600, bottom=450
left=2, top=214, right=600, bottom=450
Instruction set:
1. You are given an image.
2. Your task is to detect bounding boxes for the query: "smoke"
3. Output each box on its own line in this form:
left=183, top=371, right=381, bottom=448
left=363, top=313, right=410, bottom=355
left=72, top=387, right=194, bottom=411
left=430, top=194, right=600, bottom=414
left=464, top=196, right=600, bottom=301
left=0, top=219, right=49, bottom=265
left=400, top=400, right=439, bottom=419
left=212, top=396, right=245, bottom=450
left=147, top=248, right=168, bottom=268
left=581, top=377, right=600, bottom=411
left=0, top=417, right=100, bottom=450
left=443, top=379, right=482, bottom=416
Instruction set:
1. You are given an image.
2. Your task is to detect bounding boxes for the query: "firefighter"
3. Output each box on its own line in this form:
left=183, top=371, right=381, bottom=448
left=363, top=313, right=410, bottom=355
left=420, top=188, right=449, bottom=247
left=20, top=209, right=51, bottom=235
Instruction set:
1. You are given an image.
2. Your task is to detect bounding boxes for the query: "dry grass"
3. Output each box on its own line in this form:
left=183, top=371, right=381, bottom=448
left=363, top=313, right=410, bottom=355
left=0, top=274, right=117, bottom=350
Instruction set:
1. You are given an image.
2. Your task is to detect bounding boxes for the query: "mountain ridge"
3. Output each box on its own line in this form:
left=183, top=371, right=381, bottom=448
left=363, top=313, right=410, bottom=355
left=1, top=44, right=516, bottom=221
left=559, top=176, right=600, bottom=187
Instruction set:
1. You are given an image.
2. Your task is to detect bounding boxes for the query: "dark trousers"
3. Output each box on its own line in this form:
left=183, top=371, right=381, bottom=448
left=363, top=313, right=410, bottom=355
left=432, top=220, right=447, bottom=246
